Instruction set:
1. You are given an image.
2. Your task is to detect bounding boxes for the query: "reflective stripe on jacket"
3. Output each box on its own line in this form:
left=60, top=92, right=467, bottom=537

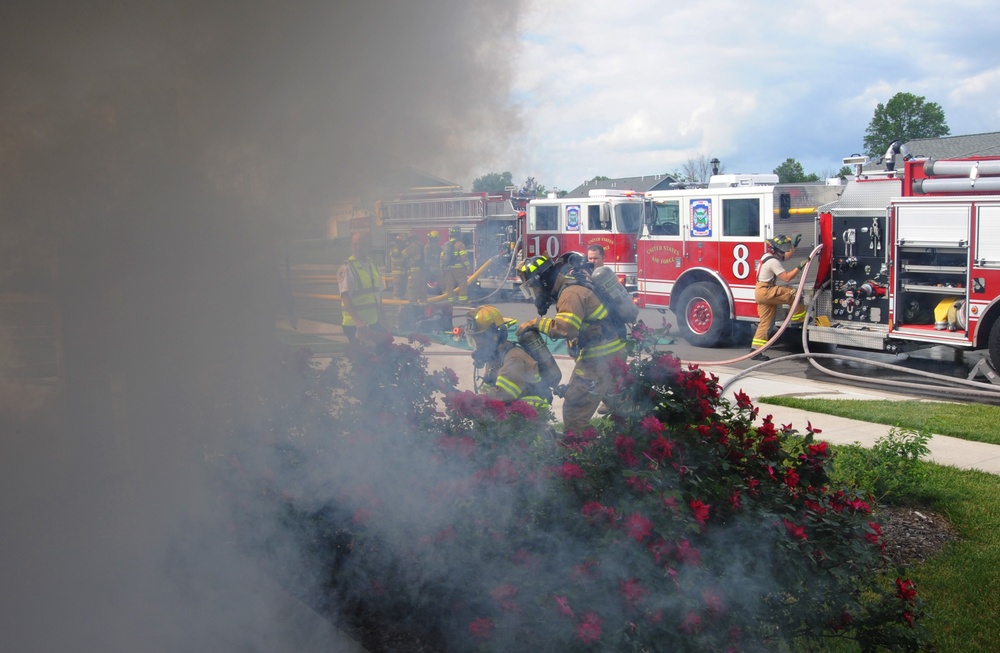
left=343, top=256, right=380, bottom=327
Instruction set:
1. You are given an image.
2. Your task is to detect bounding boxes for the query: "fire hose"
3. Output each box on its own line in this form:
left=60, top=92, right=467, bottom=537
left=716, top=244, right=1000, bottom=400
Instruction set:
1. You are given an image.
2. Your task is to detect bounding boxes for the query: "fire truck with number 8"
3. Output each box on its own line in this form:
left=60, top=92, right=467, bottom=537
left=636, top=173, right=842, bottom=346
left=637, top=155, right=1000, bottom=374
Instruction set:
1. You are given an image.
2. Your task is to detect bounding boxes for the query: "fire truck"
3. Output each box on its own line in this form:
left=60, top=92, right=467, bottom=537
left=524, top=189, right=645, bottom=290
left=638, top=155, right=1000, bottom=373
left=379, top=191, right=522, bottom=297
left=806, top=155, right=1000, bottom=373
left=636, top=174, right=843, bottom=345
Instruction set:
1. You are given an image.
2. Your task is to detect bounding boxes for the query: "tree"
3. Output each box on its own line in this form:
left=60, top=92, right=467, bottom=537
left=472, top=171, right=514, bottom=193
left=681, top=153, right=724, bottom=183
left=862, top=92, right=950, bottom=158
left=773, top=158, right=820, bottom=183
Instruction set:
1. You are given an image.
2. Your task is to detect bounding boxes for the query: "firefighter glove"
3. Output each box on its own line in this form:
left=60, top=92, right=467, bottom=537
left=797, top=259, right=809, bottom=269
left=793, top=233, right=802, bottom=247
left=516, top=318, right=539, bottom=338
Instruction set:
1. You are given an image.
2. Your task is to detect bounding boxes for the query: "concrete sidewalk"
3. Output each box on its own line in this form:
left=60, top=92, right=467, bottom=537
left=419, top=340, right=1000, bottom=476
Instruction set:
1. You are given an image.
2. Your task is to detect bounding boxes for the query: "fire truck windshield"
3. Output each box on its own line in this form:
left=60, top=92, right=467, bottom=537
left=615, top=203, right=643, bottom=233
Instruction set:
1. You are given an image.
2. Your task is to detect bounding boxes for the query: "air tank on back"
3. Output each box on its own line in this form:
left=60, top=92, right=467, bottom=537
left=517, top=328, right=562, bottom=387
left=591, top=266, right=639, bottom=324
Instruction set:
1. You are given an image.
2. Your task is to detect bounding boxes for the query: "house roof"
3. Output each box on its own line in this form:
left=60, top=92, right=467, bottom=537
left=904, top=131, right=1000, bottom=159
left=565, top=174, right=677, bottom=198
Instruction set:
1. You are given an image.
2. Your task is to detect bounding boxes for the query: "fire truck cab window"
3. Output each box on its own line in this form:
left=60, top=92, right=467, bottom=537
left=530, top=205, right=559, bottom=231
left=588, top=205, right=610, bottom=230
left=615, top=203, right=643, bottom=234
left=722, top=198, right=760, bottom=237
left=649, top=200, right=680, bottom=235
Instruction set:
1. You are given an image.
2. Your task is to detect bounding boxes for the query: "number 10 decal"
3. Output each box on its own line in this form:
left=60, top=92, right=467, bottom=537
left=529, top=235, right=561, bottom=258
left=732, top=244, right=750, bottom=279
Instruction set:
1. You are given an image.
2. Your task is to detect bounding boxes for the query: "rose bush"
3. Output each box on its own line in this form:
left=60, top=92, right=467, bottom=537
left=224, top=329, right=927, bottom=652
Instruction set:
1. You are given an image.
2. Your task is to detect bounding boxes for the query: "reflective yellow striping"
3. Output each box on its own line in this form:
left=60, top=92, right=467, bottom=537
left=496, top=376, right=522, bottom=399
left=587, top=304, right=608, bottom=321
left=582, top=338, right=626, bottom=359
left=556, top=312, right=583, bottom=329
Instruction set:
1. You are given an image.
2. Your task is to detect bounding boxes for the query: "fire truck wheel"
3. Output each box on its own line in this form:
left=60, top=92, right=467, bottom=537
left=675, top=281, right=730, bottom=348
left=988, top=318, right=1000, bottom=372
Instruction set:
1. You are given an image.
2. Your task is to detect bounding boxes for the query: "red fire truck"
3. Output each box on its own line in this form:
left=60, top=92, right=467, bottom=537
left=806, top=155, right=1000, bottom=372
left=638, top=155, right=1000, bottom=372
left=636, top=174, right=843, bottom=345
left=524, top=189, right=645, bottom=290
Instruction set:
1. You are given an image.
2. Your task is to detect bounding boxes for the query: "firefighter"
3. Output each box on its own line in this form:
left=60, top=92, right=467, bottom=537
left=388, top=233, right=407, bottom=300
left=424, top=229, right=443, bottom=292
left=750, top=235, right=808, bottom=360
left=516, top=254, right=626, bottom=435
left=441, top=226, right=470, bottom=303
left=466, top=305, right=551, bottom=411
left=402, top=231, right=426, bottom=303
left=338, top=232, right=383, bottom=343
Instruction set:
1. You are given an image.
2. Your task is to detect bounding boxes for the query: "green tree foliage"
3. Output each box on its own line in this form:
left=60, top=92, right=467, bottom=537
left=773, top=158, right=820, bottom=183
left=863, top=92, right=950, bottom=157
left=472, top=171, right=514, bottom=193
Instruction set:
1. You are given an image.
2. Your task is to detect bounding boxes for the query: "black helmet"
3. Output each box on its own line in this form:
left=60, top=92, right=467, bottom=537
left=517, top=255, right=556, bottom=300
left=767, top=235, right=793, bottom=255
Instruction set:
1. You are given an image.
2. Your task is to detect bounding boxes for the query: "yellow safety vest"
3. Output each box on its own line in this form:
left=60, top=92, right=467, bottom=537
left=343, top=256, right=381, bottom=327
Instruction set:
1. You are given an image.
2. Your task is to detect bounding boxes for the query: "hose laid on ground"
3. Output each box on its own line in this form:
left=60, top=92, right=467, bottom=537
left=684, top=244, right=823, bottom=367
left=716, top=243, right=1000, bottom=400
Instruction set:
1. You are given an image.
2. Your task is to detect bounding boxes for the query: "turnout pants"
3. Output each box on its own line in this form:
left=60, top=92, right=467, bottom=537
left=752, top=282, right=803, bottom=349
left=562, top=354, right=621, bottom=435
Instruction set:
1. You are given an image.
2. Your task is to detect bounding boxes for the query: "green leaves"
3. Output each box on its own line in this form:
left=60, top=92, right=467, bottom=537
left=236, top=326, right=928, bottom=652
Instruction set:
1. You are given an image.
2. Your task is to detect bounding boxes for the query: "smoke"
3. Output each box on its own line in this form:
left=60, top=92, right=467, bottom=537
left=0, top=2, right=522, bottom=651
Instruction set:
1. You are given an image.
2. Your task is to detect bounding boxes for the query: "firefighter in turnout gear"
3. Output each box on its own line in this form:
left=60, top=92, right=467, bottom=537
left=441, top=226, right=470, bottom=302
left=424, top=229, right=443, bottom=292
left=750, top=234, right=808, bottom=360
left=402, top=231, right=426, bottom=303
left=388, top=233, right=407, bottom=300
left=467, top=305, right=552, bottom=411
left=516, top=254, right=626, bottom=434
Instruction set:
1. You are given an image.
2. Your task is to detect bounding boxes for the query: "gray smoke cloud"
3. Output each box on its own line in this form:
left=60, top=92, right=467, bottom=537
left=0, top=2, right=523, bottom=651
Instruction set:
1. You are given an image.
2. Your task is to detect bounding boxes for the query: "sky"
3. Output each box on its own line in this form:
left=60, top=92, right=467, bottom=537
left=0, top=3, right=997, bottom=650
left=490, top=0, right=1000, bottom=192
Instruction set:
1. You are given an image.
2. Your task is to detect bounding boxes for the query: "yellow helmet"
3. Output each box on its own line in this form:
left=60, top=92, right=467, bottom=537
left=428, top=230, right=439, bottom=238
left=465, top=305, right=506, bottom=352
left=467, top=305, right=505, bottom=334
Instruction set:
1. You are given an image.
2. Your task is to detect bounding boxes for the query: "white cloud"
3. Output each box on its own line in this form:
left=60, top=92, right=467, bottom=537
left=512, top=0, right=1000, bottom=189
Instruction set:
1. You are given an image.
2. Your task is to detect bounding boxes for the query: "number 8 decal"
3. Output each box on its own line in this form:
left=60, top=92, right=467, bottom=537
left=732, top=244, right=750, bottom=279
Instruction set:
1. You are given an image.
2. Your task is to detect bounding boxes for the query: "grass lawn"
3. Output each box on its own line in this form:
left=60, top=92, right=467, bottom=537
left=761, top=397, right=1000, bottom=652
left=906, top=465, right=1000, bottom=652
left=758, top=396, right=1000, bottom=446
